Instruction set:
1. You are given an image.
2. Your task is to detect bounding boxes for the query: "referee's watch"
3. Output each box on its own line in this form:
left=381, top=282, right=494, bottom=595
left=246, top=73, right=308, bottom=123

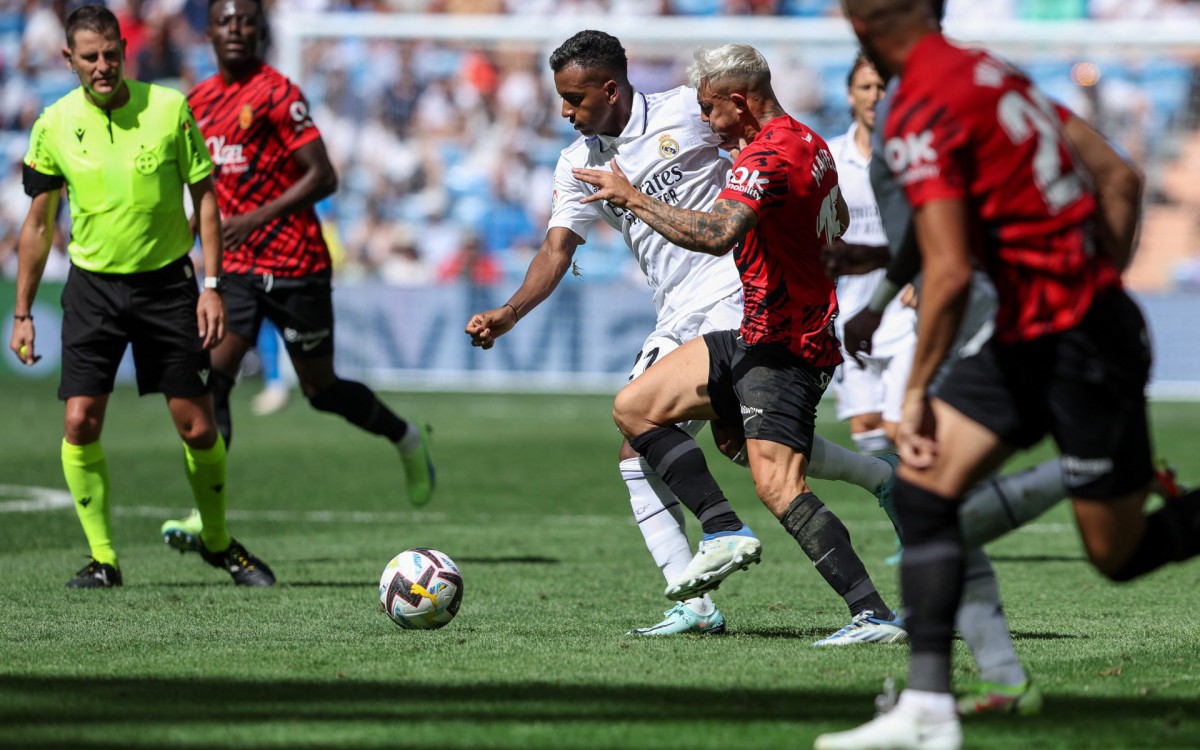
left=203, top=275, right=226, bottom=293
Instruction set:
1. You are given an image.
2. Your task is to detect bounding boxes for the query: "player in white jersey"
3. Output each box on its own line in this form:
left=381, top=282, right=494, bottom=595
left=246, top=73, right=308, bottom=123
left=466, top=31, right=903, bottom=640
left=825, top=57, right=916, bottom=459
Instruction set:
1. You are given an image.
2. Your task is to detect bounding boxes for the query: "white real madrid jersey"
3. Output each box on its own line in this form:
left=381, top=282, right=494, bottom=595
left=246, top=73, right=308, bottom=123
left=548, top=86, right=742, bottom=325
left=828, top=124, right=916, bottom=359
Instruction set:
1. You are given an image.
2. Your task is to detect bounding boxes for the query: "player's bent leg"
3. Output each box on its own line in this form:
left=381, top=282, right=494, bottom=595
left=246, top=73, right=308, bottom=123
left=620, top=450, right=722, bottom=633
left=298, top=357, right=435, bottom=506
left=1075, top=488, right=1200, bottom=581
left=614, top=336, right=718, bottom=437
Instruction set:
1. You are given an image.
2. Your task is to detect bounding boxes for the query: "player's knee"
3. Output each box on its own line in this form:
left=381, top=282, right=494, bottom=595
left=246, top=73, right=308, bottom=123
left=612, top=386, right=646, bottom=437
left=64, top=401, right=104, bottom=444
left=895, top=478, right=960, bottom=546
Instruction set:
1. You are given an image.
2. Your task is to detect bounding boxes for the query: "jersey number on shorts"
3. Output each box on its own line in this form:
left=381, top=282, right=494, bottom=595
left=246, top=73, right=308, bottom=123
left=628, top=346, right=661, bottom=381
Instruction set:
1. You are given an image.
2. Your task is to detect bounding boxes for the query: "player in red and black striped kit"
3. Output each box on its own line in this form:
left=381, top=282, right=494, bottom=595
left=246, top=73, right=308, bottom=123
left=818, top=2, right=1200, bottom=748
left=576, top=43, right=908, bottom=645
left=160, top=0, right=434, bottom=554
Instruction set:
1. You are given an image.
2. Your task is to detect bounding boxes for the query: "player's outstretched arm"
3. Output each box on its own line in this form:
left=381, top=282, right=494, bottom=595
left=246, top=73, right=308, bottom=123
left=1062, top=113, right=1143, bottom=271
left=222, top=139, right=338, bottom=251
left=573, top=160, right=755, bottom=255
left=11, top=188, right=58, bottom=365
left=190, top=175, right=226, bottom=350
left=465, top=227, right=582, bottom=350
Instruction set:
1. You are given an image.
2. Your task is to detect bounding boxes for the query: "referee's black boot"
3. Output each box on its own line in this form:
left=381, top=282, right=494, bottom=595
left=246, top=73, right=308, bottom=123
left=199, top=538, right=276, bottom=587
left=67, top=559, right=122, bottom=589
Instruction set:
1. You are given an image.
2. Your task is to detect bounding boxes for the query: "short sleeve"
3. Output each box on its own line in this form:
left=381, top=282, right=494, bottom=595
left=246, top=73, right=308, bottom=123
left=884, top=97, right=970, bottom=209
left=24, top=112, right=59, bottom=177
left=546, top=155, right=597, bottom=242
left=717, top=139, right=790, bottom=219
left=269, top=81, right=322, bottom=154
left=177, top=99, right=214, bottom=184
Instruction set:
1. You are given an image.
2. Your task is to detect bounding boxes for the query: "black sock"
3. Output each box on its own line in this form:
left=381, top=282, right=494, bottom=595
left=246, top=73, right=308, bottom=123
left=780, top=492, right=888, bottom=616
left=308, top=379, right=409, bottom=442
left=628, top=426, right=742, bottom=534
left=1110, top=489, right=1200, bottom=581
left=896, top=478, right=964, bottom=694
left=211, top=369, right=236, bottom=449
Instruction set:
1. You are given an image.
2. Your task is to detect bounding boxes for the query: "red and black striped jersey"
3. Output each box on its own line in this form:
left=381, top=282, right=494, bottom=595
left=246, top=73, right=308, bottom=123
left=718, top=115, right=842, bottom=367
left=885, top=33, right=1120, bottom=343
left=188, top=62, right=330, bottom=278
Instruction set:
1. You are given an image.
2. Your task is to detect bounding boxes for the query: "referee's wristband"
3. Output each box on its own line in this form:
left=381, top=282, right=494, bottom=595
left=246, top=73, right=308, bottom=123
left=867, top=279, right=902, bottom=314
left=13, top=313, right=32, bottom=321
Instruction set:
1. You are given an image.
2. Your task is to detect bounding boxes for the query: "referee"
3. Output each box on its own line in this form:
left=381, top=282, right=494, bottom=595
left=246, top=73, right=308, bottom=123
left=8, top=5, right=273, bottom=588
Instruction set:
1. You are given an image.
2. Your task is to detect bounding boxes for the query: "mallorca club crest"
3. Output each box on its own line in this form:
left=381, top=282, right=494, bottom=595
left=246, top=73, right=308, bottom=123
left=238, top=105, right=254, bottom=130
left=658, top=133, right=679, bottom=159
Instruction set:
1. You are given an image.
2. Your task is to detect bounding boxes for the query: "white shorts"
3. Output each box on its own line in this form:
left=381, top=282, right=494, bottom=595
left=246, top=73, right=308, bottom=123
left=627, top=291, right=744, bottom=438
left=833, top=344, right=914, bottom=425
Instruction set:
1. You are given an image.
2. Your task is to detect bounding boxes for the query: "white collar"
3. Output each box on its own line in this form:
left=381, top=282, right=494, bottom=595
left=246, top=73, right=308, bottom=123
left=840, top=121, right=873, bottom=168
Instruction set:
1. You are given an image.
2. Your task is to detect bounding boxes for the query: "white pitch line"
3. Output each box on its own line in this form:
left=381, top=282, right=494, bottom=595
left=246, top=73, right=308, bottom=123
left=0, top=484, right=1076, bottom=533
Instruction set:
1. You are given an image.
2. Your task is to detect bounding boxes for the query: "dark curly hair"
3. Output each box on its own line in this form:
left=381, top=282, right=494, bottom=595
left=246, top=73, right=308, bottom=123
left=549, top=30, right=627, bottom=77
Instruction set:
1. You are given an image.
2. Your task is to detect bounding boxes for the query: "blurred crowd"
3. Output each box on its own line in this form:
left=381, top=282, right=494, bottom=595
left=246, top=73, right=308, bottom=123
left=1, top=0, right=1199, bottom=289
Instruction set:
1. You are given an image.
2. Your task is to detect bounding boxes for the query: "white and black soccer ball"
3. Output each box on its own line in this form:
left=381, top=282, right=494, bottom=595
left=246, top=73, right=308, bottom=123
left=378, top=548, right=463, bottom=630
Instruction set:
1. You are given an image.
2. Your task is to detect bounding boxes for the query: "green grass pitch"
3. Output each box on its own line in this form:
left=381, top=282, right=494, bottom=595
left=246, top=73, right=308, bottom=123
left=1, top=378, right=1197, bottom=749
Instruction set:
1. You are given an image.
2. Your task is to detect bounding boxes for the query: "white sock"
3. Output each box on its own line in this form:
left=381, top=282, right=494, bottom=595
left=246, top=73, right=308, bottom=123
left=851, top=428, right=894, bottom=455
left=684, top=595, right=715, bottom=616
left=960, top=459, right=1066, bottom=548
left=621, top=457, right=693, bottom=584
left=956, top=548, right=1027, bottom=686
left=395, top=420, right=422, bottom=452
left=808, top=435, right=892, bottom=492
left=897, top=689, right=957, bottom=720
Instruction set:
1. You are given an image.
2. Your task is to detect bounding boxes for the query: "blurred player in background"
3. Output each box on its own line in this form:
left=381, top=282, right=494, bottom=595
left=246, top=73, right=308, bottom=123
left=818, top=2, right=1200, bottom=748
left=160, top=0, right=436, bottom=552
left=576, top=42, right=907, bottom=645
left=9, top=5, right=273, bottom=588
left=468, top=31, right=903, bottom=643
left=825, top=54, right=915, bottom=462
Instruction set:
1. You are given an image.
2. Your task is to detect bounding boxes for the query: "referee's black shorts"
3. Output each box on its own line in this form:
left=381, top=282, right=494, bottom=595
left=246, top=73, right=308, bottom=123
left=704, top=329, right=836, bottom=457
left=60, top=255, right=212, bottom=399
left=222, top=269, right=334, bottom=360
left=936, top=289, right=1154, bottom=500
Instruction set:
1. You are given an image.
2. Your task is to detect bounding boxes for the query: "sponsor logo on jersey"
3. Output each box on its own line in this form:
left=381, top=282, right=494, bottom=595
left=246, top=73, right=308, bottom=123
left=238, top=104, right=254, bottom=130
left=134, top=151, right=159, bottom=175
left=658, top=134, right=679, bottom=159
left=885, top=130, right=938, bottom=185
left=725, top=166, right=770, bottom=199
left=206, top=135, right=249, bottom=174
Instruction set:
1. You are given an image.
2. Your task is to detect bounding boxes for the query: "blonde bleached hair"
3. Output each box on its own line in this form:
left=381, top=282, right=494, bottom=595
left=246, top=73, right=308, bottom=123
left=687, top=44, right=771, bottom=93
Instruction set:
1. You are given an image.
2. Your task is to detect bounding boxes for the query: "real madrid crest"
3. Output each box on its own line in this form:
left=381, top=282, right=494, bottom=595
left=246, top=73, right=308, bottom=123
left=658, top=134, right=679, bottom=159
left=238, top=104, right=254, bottom=130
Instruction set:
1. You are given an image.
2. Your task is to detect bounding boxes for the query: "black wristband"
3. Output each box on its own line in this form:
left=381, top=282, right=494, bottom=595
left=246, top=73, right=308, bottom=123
left=14, top=314, right=32, bottom=321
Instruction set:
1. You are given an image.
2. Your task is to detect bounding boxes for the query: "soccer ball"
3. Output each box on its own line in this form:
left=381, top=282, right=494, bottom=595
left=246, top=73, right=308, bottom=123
left=378, top=548, right=463, bottom=630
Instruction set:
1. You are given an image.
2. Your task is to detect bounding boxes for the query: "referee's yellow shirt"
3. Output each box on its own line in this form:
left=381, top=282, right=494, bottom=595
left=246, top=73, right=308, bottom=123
left=24, top=80, right=214, bottom=275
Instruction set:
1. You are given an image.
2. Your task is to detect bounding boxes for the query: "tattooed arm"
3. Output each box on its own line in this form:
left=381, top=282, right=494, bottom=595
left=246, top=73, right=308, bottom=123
left=573, top=159, right=756, bottom=256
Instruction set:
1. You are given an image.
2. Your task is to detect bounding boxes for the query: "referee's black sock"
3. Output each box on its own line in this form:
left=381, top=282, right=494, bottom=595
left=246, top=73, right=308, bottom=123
left=308, top=378, right=409, bottom=442
left=628, top=425, right=743, bottom=534
left=1109, top=489, right=1200, bottom=582
left=780, top=492, right=889, bottom=617
left=210, top=369, right=236, bottom=449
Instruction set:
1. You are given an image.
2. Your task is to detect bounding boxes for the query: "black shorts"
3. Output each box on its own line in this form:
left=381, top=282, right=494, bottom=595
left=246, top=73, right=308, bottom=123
left=936, top=289, right=1153, bottom=500
left=223, top=269, right=334, bottom=360
left=59, top=255, right=211, bottom=399
left=703, top=329, right=836, bottom=456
